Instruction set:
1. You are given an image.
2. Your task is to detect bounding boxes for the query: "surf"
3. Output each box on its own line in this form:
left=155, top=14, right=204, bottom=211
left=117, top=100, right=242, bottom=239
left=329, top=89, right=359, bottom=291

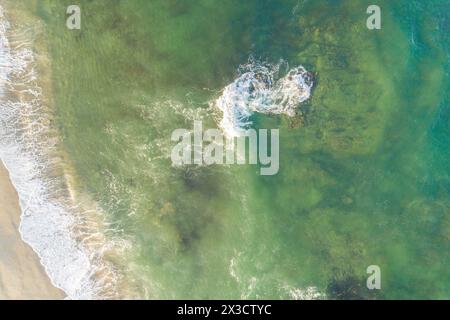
left=212, top=59, right=313, bottom=137
left=0, top=5, right=126, bottom=299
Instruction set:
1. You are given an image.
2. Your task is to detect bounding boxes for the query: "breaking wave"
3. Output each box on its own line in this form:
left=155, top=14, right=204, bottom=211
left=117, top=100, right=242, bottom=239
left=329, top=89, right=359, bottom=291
left=213, top=59, right=313, bottom=137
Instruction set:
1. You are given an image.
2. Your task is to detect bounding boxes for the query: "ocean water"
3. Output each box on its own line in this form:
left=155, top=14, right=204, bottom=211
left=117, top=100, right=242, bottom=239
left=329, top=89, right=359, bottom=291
left=0, top=0, right=448, bottom=299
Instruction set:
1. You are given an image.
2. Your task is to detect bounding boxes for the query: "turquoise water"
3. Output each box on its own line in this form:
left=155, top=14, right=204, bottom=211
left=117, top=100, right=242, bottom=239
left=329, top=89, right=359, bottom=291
left=10, top=0, right=449, bottom=298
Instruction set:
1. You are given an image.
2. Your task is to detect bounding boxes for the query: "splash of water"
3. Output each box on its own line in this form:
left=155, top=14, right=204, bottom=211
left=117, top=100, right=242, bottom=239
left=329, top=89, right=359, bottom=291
left=213, top=59, right=313, bottom=137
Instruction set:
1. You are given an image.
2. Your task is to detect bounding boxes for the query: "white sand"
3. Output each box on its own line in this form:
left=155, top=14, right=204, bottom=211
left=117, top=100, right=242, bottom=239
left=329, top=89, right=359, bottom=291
left=0, top=161, right=65, bottom=299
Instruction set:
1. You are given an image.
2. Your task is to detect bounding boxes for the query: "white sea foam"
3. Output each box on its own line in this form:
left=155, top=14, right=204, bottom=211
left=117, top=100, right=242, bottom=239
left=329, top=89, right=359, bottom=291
left=0, top=6, right=124, bottom=299
left=284, top=285, right=326, bottom=300
left=213, top=59, right=313, bottom=137
left=229, top=252, right=325, bottom=299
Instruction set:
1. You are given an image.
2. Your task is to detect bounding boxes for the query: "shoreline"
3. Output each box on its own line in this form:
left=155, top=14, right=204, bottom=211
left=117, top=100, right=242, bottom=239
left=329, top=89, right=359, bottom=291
left=0, top=1, right=130, bottom=299
left=0, top=160, right=65, bottom=299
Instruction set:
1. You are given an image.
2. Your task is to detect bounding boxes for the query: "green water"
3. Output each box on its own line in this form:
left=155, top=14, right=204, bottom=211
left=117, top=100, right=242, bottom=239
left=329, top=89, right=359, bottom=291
left=30, top=0, right=449, bottom=298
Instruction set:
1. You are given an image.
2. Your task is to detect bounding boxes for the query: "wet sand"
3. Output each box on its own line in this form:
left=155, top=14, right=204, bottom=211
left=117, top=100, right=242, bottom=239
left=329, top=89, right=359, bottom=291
left=0, top=161, right=65, bottom=299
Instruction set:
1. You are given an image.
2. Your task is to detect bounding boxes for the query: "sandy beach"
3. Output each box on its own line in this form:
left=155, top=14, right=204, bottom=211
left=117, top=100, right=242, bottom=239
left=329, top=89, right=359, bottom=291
left=0, top=161, right=65, bottom=299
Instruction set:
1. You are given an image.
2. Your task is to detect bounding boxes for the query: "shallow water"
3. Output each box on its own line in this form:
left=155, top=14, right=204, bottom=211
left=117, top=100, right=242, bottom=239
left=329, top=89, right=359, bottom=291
left=5, top=0, right=449, bottom=299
